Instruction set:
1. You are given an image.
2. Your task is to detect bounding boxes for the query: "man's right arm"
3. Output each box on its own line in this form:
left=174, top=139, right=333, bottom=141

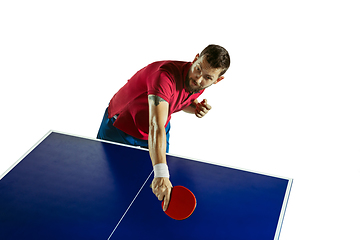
left=148, top=94, right=172, bottom=211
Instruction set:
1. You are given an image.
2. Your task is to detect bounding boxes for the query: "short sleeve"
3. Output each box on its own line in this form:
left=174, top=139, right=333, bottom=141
left=147, top=71, right=174, bottom=103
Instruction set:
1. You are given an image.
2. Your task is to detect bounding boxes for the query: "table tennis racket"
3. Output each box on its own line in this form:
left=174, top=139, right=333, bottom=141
left=162, top=185, right=197, bottom=220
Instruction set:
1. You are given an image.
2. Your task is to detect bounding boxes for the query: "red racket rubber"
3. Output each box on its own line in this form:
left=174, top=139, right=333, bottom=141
left=162, top=185, right=197, bottom=220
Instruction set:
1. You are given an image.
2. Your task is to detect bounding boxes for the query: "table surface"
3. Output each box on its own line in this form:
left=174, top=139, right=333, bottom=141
left=0, top=131, right=292, bottom=240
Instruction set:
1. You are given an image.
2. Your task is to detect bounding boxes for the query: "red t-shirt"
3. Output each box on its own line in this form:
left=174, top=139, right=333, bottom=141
left=108, top=61, right=205, bottom=140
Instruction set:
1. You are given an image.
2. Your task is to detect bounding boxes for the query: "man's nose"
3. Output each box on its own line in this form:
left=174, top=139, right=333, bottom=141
left=195, top=75, right=203, bottom=85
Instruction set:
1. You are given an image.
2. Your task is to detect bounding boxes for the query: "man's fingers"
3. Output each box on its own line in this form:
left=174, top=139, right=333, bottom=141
left=151, top=177, right=173, bottom=211
left=195, top=103, right=209, bottom=118
left=157, top=194, right=164, bottom=201
left=195, top=111, right=204, bottom=118
left=201, top=99, right=212, bottom=110
left=153, top=185, right=165, bottom=199
left=195, top=99, right=211, bottom=118
left=162, top=188, right=172, bottom=211
left=195, top=113, right=201, bottom=118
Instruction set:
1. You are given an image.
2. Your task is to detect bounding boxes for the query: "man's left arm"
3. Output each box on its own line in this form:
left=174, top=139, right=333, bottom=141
left=182, top=99, right=212, bottom=118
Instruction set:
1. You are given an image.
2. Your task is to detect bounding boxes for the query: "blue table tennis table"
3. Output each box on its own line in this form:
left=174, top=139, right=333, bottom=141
left=0, top=131, right=292, bottom=240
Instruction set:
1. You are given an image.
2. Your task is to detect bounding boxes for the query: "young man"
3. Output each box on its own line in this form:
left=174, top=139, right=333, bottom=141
left=97, top=44, right=230, bottom=211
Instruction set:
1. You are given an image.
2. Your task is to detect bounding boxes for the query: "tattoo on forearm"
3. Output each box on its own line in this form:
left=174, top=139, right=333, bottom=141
left=149, top=95, right=166, bottom=106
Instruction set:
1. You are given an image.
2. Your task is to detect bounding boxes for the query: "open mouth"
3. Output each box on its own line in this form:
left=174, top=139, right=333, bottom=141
left=190, top=79, right=199, bottom=88
left=190, top=81, right=197, bottom=88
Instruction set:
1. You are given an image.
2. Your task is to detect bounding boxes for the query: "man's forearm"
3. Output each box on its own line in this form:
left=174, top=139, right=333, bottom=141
left=148, top=124, right=167, bottom=166
left=182, top=99, right=198, bottom=114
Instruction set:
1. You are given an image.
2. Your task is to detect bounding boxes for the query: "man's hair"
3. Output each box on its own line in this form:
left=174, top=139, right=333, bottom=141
left=200, top=44, right=230, bottom=76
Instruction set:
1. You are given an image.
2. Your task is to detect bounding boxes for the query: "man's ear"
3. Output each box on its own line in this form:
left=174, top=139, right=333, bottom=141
left=214, top=76, right=224, bottom=84
left=192, top=54, right=200, bottom=64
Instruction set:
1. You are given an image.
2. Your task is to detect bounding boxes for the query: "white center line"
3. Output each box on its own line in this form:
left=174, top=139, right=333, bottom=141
left=107, top=170, right=154, bottom=240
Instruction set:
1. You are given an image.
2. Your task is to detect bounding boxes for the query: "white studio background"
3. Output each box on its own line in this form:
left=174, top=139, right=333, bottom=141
left=1, top=1, right=359, bottom=239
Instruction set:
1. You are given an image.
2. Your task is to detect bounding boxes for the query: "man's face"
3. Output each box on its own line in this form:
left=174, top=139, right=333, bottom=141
left=185, top=55, right=224, bottom=93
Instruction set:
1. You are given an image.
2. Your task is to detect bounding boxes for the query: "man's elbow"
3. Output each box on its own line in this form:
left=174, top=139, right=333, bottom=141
left=149, top=120, right=166, bottom=138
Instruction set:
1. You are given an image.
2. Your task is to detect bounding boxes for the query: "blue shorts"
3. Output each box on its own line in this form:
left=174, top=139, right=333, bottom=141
left=96, top=108, right=170, bottom=153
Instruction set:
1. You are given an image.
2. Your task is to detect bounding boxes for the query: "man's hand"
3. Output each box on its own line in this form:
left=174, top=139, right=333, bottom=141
left=151, top=177, right=173, bottom=211
left=195, top=99, right=212, bottom=118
